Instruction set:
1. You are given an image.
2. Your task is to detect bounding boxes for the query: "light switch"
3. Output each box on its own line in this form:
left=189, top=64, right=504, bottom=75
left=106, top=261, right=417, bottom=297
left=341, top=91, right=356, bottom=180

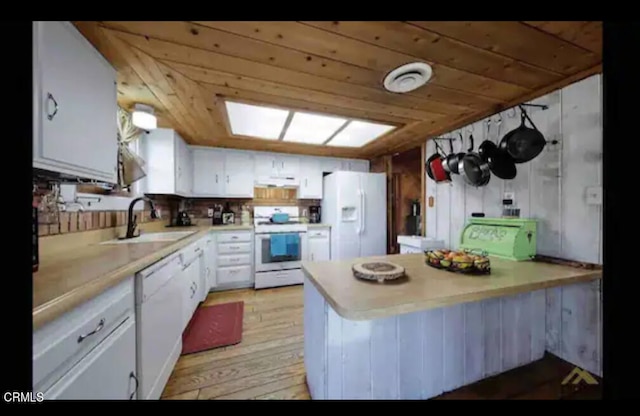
left=207, top=208, right=214, bottom=217
left=585, top=186, right=602, bottom=205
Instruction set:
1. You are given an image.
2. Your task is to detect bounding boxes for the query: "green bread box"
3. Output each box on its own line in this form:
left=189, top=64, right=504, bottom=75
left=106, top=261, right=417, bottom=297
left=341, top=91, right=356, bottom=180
left=459, top=218, right=537, bottom=261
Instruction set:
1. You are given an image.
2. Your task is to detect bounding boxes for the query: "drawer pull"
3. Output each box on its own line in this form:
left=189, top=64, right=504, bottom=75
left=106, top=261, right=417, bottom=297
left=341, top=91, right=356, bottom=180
left=231, top=236, right=238, bottom=240
left=129, top=371, right=139, bottom=400
left=77, top=318, right=105, bottom=343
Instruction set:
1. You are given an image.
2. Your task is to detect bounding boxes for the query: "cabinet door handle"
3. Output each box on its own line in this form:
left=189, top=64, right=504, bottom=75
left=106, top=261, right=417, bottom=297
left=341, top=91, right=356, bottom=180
left=281, top=162, right=284, bottom=169
left=77, top=318, right=105, bottom=343
left=305, top=178, right=308, bottom=187
left=46, top=92, right=59, bottom=120
left=215, top=174, right=218, bottom=183
left=129, top=372, right=139, bottom=400
left=272, top=161, right=275, bottom=168
left=226, top=176, right=229, bottom=183
left=311, top=252, right=314, bottom=261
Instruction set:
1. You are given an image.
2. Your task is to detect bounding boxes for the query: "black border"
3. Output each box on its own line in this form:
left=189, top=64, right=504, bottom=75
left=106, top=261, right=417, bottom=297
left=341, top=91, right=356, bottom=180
left=10, top=20, right=640, bottom=402
left=602, top=21, right=639, bottom=400
left=3, top=20, right=33, bottom=394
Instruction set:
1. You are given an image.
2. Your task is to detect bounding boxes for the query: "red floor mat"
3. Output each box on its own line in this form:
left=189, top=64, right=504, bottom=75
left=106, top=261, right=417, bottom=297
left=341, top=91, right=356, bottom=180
left=181, top=301, right=244, bottom=355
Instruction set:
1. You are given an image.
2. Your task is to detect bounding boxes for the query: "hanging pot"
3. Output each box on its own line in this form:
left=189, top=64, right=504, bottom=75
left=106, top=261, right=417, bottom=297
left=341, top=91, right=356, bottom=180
left=458, top=133, right=491, bottom=187
left=499, top=106, right=547, bottom=163
left=426, top=140, right=450, bottom=182
left=443, top=133, right=465, bottom=175
left=479, top=116, right=517, bottom=180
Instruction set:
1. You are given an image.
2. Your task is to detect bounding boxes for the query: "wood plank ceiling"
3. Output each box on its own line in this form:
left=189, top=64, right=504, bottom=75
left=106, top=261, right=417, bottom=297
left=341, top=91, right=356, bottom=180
left=74, top=21, right=602, bottom=159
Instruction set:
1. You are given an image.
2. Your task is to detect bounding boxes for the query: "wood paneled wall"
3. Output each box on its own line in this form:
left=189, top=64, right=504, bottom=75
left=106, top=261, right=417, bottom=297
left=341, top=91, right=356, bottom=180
left=424, top=74, right=603, bottom=376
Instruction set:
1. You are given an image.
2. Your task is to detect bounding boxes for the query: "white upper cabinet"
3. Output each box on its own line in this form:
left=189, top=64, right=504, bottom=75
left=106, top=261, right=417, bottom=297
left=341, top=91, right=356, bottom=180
left=192, top=148, right=225, bottom=197
left=176, top=139, right=192, bottom=195
left=254, top=152, right=299, bottom=178
left=298, top=157, right=323, bottom=199
left=224, top=152, right=255, bottom=198
left=33, top=21, right=118, bottom=184
left=278, top=155, right=300, bottom=177
left=139, top=128, right=192, bottom=197
left=347, top=159, right=370, bottom=172
left=254, top=153, right=278, bottom=177
left=320, top=157, right=368, bottom=173
left=321, top=158, right=343, bottom=173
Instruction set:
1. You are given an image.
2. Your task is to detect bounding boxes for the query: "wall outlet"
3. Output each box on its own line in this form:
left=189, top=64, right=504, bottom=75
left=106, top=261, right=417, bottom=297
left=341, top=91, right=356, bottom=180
left=207, top=208, right=214, bottom=218
left=586, top=186, right=602, bottom=205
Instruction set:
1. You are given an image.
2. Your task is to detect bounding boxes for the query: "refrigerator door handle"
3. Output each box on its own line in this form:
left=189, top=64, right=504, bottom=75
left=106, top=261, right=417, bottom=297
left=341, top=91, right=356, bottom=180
left=361, top=189, right=366, bottom=235
left=355, top=189, right=362, bottom=235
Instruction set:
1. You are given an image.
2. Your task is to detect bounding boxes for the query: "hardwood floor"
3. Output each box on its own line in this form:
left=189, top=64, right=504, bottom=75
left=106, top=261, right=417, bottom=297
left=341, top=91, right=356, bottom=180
left=161, top=286, right=601, bottom=400
left=162, top=286, right=307, bottom=400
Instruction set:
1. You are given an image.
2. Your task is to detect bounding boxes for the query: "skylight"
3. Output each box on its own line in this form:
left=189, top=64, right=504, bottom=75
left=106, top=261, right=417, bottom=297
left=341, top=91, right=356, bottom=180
left=327, top=120, right=396, bottom=148
left=283, top=112, right=347, bottom=144
left=225, top=101, right=290, bottom=140
left=224, top=100, right=396, bottom=148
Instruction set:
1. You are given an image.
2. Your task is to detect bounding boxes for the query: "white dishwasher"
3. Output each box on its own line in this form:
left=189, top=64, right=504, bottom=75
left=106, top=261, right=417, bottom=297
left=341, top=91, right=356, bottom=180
left=135, top=254, right=184, bottom=400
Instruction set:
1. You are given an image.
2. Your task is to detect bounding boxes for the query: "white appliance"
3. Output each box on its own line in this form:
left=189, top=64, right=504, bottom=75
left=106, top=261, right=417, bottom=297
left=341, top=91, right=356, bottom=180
left=135, top=253, right=184, bottom=400
left=322, top=171, right=387, bottom=260
left=255, top=176, right=299, bottom=188
left=397, top=236, right=446, bottom=254
left=254, top=206, right=308, bottom=289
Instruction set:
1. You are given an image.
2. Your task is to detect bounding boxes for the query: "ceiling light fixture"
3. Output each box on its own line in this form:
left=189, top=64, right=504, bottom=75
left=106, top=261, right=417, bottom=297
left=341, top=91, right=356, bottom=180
left=383, top=62, right=433, bottom=93
left=132, top=103, right=158, bottom=130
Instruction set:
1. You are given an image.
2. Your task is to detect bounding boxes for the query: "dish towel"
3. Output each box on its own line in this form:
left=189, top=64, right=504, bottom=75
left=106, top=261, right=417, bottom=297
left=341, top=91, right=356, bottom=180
left=270, top=234, right=288, bottom=257
left=286, top=233, right=300, bottom=257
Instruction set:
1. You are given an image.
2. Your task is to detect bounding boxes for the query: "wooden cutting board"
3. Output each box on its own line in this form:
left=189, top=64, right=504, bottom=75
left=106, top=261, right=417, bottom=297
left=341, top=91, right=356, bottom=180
left=352, top=261, right=405, bottom=283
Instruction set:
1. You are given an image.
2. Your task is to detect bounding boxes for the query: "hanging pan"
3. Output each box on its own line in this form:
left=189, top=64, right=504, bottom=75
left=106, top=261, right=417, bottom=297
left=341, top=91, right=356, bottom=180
left=479, top=116, right=517, bottom=180
left=443, top=133, right=465, bottom=175
left=458, top=133, right=491, bottom=187
left=426, top=140, right=450, bottom=182
left=499, top=106, right=546, bottom=163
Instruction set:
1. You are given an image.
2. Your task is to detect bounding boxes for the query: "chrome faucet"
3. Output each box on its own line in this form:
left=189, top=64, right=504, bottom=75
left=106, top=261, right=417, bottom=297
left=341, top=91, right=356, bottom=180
left=125, top=197, right=159, bottom=239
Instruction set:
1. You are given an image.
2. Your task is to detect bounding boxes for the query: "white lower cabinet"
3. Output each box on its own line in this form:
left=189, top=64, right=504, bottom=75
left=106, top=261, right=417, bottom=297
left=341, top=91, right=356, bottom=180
left=180, top=251, right=203, bottom=330
left=308, top=229, right=330, bottom=261
left=34, top=277, right=137, bottom=400
left=217, top=265, right=252, bottom=285
left=204, top=235, right=217, bottom=292
left=44, top=317, right=137, bottom=400
left=214, top=231, right=254, bottom=290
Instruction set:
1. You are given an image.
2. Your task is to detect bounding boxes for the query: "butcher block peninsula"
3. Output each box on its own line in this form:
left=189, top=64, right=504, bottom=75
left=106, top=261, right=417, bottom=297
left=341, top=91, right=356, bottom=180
left=302, top=253, right=601, bottom=400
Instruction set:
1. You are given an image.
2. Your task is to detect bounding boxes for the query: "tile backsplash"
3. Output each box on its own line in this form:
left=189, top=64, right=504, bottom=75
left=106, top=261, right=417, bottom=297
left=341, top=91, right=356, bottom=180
left=35, top=185, right=320, bottom=236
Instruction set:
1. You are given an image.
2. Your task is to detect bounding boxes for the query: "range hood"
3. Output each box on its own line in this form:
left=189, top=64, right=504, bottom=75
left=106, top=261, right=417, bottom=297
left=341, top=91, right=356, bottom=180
left=254, top=175, right=300, bottom=188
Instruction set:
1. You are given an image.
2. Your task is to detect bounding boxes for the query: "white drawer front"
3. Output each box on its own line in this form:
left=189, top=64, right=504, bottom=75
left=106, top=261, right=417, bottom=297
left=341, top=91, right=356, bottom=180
left=217, top=232, right=251, bottom=243
left=218, top=242, right=251, bottom=254
left=33, top=277, right=134, bottom=392
left=217, top=254, right=251, bottom=267
left=217, top=265, right=252, bottom=285
left=308, top=229, right=330, bottom=239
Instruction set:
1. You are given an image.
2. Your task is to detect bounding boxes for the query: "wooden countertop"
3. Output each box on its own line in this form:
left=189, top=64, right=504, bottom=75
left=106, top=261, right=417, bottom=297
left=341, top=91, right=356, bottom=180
left=33, top=225, right=252, bottom=330
left=302, top=253, right=602, bottom=321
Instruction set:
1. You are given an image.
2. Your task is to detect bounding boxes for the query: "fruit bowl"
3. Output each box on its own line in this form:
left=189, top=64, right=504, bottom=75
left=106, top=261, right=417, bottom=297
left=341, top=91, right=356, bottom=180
left=424, top=249, right=491, bottom=275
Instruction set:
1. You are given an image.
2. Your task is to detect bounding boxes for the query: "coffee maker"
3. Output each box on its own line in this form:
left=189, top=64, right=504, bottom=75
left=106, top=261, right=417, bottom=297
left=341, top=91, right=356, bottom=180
left=309, top=205, right=321, bottom=223
left=405, top=199, right=421, bottom=236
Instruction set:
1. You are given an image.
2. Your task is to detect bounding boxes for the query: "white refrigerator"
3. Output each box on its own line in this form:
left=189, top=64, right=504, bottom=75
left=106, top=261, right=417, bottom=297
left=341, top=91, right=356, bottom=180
left=322, top=171, right=387, bottom=260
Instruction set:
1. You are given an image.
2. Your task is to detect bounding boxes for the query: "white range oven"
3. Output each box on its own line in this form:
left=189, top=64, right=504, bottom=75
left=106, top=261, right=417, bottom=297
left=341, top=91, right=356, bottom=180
left=253, top=206, right=308, bottom=289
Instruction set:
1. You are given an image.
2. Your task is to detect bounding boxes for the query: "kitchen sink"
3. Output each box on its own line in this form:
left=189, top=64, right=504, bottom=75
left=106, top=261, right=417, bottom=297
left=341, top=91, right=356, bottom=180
left=100, top=231, right=197, bottom=245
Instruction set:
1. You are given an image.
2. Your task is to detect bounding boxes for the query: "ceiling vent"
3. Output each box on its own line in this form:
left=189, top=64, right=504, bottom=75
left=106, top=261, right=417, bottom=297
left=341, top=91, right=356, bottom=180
left=383, top=62, right=433, bottom=93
